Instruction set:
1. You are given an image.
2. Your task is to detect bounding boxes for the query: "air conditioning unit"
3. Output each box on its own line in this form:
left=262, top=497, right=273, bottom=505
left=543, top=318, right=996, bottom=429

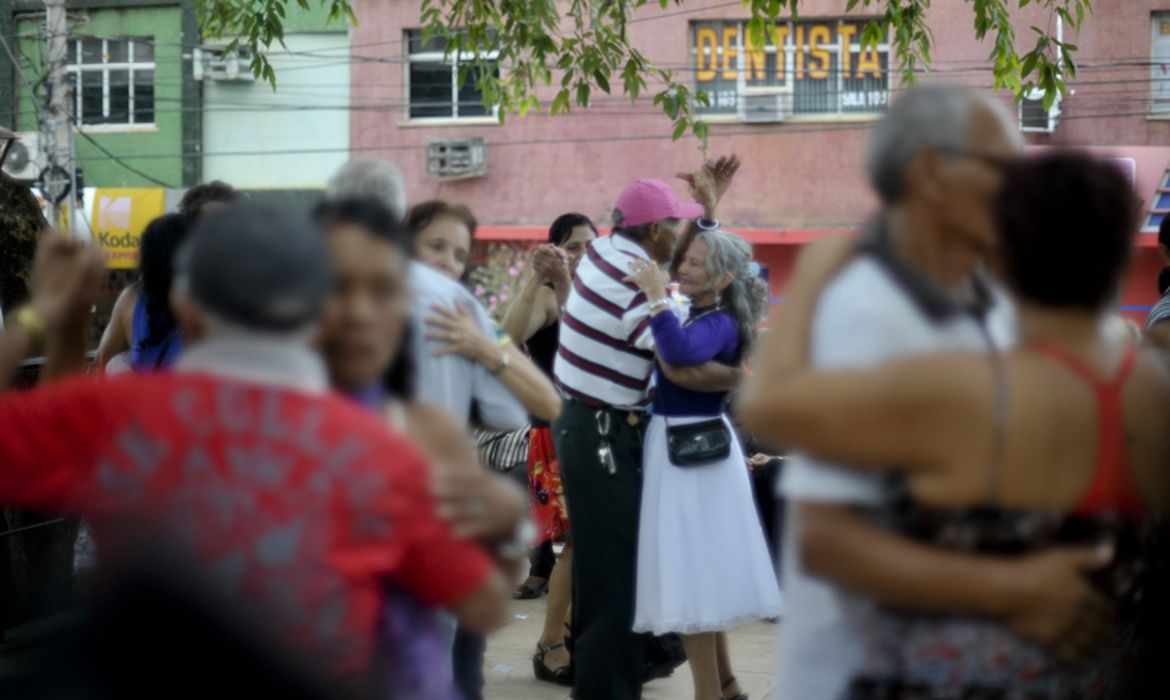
left=1, top=132, right=43, bottom=181
left=427, top=138, right=487, bottom=181
left=195, top=46, right=255, bottom=82
left=1019, top=88, right=1061, bottom=133
left=738, top=90, right=788, bottom=124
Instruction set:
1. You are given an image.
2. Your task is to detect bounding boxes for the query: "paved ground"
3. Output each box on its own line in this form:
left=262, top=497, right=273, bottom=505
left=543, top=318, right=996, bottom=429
left=484, top=596, right=780, bottom=699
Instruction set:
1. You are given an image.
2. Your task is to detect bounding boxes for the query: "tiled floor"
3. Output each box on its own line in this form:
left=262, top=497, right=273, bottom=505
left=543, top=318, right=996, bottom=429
left=484, top=596, right=780, bottom=699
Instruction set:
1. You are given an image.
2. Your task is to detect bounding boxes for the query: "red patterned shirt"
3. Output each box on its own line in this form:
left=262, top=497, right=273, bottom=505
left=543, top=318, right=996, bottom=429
left=0, top=372, right=494, bottom=673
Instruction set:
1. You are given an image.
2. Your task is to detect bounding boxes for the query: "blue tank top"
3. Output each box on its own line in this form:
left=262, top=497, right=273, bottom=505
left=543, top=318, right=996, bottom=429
left=130, top=294, right=182, bottom=371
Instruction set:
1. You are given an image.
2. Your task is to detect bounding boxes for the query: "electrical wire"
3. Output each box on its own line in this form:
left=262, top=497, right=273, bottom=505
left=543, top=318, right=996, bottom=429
left=60, top=105, right=1170, bottom=165
left=71, top=126, right=175, bottom=187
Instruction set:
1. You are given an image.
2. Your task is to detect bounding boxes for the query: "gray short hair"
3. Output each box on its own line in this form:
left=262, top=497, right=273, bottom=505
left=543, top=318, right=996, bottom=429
left=326, top=158, right=408, bottom=221
left=864, top=85, right=1020, bottom=203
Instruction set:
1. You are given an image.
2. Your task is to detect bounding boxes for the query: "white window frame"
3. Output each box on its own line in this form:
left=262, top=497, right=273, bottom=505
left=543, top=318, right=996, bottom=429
left=68, top=37, right=155, bottom=127
left=1152, top=13, right=1170, bottom=116
left=691, top=20, right=890, bottom=120
left=404, top=31, right=500, bottom=123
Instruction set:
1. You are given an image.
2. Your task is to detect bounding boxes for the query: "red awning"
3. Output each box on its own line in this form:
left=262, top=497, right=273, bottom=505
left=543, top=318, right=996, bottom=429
left=477, top=225, right=1158, bottom=247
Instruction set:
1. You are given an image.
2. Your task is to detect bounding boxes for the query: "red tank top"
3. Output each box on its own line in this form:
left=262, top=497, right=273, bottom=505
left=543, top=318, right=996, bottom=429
left=1030, top=341, right=1144, bottom=516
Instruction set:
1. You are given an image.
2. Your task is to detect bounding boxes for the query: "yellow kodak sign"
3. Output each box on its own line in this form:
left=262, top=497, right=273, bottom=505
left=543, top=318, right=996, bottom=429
left=90, top=188, right=165, bottom=269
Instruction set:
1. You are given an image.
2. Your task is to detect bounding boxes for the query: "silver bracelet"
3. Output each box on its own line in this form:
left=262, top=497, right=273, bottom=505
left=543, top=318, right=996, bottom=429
left=648, top=298, right=671, bottom=311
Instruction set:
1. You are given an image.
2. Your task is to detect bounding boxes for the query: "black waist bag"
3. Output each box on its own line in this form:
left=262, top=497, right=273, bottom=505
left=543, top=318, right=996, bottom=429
left=666, top=418, right=731, bottom=467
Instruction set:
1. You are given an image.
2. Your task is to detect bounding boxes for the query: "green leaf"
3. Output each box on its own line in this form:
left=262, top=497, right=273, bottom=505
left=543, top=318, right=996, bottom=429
left=747, top=16, right=765, bottom=49
left=576, top=81, right=591, bottom=106
left=693, top=120, right=709, bottom=149
left=664, top=94, right=680, bottom=119
left=594, top=70, right=611, bottom=94
left=551, top=89, right=571, bottom=114
left=1020, top=52, right=1039, bottom=77
left=671, top=119, right=688, bottom=141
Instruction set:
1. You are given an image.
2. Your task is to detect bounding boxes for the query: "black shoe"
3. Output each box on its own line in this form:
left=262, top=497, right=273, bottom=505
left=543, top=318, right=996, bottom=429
left=642, top=633, right=686, bottom=683
left=641, top=656, right=683, bottom=683
left=722, top=675, right=748, bottom=700
left=533, top=643, right=573, bottom=687
left=513, top=578, right=549, bottom=600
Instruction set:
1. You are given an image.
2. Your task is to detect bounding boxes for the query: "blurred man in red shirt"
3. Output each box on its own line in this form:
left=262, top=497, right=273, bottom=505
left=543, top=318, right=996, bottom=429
left=0, top=204, right=515, bottom=690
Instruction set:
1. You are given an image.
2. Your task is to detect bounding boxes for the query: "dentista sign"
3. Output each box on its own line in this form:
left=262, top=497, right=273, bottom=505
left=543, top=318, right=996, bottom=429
left=691, top=18, right=890, bottom=117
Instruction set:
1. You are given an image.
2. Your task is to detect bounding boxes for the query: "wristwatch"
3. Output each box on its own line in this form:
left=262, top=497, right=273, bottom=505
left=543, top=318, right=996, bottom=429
left=489, top=348, right=510, bottom=376
left=495, top=519, right=537, bottom=560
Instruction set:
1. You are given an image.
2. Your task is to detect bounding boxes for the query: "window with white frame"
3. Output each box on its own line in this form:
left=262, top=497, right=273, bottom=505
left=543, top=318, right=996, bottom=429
left=69, top=37, right=155, bottom=126
left=691, top=19, right=889, bottom=118
left=1152, top=14, right=1170, bottom=115
left=406, top=30, right=498, bottom=120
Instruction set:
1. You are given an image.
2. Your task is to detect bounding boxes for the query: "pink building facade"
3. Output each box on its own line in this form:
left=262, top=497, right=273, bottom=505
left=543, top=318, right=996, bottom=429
left=349, top=0, right=1170, bottom=319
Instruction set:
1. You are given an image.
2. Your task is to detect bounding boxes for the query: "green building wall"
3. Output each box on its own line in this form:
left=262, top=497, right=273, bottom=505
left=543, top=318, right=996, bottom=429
left=13, top=0, right=197, bottom=188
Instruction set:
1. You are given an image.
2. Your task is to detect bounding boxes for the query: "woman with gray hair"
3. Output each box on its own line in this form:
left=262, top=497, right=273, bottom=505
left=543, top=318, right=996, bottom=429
left=626, top=229, right=781, bottom=700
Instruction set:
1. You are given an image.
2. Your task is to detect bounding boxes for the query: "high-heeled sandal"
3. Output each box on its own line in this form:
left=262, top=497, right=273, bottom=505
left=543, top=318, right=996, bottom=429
left=722, top=675, right=748, bottom=700
left=532, top=642, right=573, bottom=687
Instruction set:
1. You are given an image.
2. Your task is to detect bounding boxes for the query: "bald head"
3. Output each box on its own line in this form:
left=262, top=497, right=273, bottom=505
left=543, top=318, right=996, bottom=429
left=865, top=85, right=1022, bottom=204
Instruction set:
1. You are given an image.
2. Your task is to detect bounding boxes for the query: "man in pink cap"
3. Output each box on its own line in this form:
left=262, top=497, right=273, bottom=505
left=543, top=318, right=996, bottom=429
left=552, top=157, right=740, bottom=700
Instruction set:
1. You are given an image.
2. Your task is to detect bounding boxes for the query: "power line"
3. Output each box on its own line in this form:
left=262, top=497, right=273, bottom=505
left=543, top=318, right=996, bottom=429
left=64, top=105, right=1170, bottom=166
left=15, top=73, right=1170, bottom=122
left=71, top=125, right=175, bottom=187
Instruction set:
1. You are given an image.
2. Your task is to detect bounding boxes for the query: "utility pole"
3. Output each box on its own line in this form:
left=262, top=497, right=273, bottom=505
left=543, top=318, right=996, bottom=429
left=42, top=0, right=75, bottom=233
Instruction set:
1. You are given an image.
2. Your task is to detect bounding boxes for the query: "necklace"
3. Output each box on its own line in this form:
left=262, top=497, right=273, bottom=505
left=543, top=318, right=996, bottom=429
left=685, top=304, right=722, bottom=326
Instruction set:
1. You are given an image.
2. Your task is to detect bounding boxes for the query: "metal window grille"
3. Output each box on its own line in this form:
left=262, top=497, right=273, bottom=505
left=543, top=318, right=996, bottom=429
left=405, top=30, right=499, bottom=120
left=68, top=37, right=155, bottom=126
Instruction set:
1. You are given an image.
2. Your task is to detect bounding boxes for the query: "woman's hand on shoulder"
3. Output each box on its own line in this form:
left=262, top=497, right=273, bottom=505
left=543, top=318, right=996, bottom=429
left=624, top=259, right=671, bottom=302
left=425, top=301, right=499, bottom=365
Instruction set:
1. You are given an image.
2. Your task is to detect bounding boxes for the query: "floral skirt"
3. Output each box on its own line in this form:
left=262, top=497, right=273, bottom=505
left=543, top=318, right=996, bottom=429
left=529, top=426, right=569, bottom=543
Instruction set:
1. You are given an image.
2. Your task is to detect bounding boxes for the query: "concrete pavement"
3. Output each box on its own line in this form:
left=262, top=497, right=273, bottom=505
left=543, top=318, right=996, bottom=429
left=483, top=596, right=780, bottom=699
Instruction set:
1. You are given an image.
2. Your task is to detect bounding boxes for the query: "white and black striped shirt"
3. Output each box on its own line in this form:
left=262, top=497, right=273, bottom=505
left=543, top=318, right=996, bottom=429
left=553, top=234, right=658, bottom=410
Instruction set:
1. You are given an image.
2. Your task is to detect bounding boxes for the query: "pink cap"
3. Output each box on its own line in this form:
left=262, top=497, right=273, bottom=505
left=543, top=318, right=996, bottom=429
left=613, top=179, right=704, bottom=228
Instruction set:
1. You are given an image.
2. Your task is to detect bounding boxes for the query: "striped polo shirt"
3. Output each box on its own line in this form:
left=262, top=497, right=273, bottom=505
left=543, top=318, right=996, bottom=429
left=553, top=234, right=658, bottom=410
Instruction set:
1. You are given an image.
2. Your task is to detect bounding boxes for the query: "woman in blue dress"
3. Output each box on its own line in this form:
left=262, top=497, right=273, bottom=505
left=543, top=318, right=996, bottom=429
left=627, top=229, right=781, bottom=700
left=97, top=213, right=189, bottom=373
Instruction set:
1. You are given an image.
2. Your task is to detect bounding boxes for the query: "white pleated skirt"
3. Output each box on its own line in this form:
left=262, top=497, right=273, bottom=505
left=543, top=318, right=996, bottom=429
left=633, top=413, right=782, bottom=635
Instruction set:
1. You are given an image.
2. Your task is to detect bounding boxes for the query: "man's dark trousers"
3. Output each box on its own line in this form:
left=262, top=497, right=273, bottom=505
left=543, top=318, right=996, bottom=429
left=452, top=627, right=485, bottom=700
left=554, top=397, right=646, bottom=700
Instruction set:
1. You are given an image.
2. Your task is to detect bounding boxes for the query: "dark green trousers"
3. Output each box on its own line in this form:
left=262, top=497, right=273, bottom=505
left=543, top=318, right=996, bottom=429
left=554, top=398, right=647, bottom=700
